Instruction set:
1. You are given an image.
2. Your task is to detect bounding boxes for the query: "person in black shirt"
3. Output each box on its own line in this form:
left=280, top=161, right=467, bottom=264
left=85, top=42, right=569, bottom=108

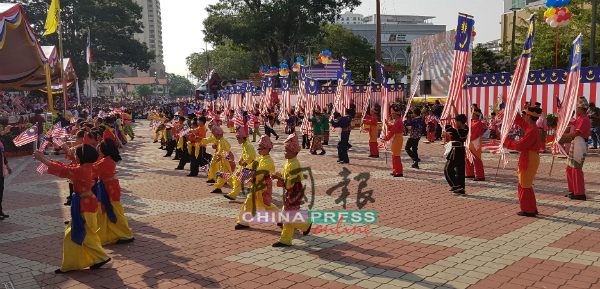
left=444, top=114, right=469, bottom=195
left=331, top=110, right=352, bottom=164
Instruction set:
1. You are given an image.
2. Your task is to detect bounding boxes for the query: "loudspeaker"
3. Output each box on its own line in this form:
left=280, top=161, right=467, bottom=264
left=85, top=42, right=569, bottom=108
left=420, top=80, right=432, bottom=95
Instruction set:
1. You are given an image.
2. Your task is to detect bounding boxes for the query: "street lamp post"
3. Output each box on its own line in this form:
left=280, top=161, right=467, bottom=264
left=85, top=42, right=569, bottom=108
left=510, top=8, right=519, bottom=72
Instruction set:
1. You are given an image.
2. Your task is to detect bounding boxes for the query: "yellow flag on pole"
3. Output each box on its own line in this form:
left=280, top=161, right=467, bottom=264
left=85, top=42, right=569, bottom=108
left=43, top=0, right=60, bottom=36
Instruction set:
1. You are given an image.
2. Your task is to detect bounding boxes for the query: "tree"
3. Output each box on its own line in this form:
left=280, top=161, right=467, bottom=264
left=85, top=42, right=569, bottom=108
left=186, top=44, right=261, bottom=80
left=313, top=24, right=376, bottom=81
left=167, top=73, right=194, bottom=97
left=135, top=84, right=153, bottom=98
left=472, top=44, right=509, bottom=74
left=203, top=0, right=361, bottom=67
left=11, top=0, right=155, bottom=86
left=383, top=62, right=410, bottom=83
left=508, top=0, right=600, bottom=70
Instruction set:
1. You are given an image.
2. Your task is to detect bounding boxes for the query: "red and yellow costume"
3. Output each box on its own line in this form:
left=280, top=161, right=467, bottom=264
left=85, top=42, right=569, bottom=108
left=47, top=161, right=110, bottom=272
left=566, top=113, right=591, bottom=197
left=384, top=109, right=405, bottom=175
left=93, top=157, right=134, bottom=245
left=425, top=114, right=438, bottom=142
left=504, top=113, right=541, bottom=214
left=226, top=128, right=256, bottom=200
left=466, top=117, right=486, bottom=180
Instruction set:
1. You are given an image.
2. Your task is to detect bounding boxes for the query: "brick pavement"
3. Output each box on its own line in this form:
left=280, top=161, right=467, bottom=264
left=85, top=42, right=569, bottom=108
left=0, top=120, right=599, bottom=288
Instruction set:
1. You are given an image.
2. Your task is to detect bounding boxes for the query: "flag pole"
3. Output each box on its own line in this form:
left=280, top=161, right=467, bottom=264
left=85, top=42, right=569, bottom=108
left=88, top=29, right=93, bottom=116
left=548, top=155, right=555, bottom=176
left=58, top=10, right=67, bottom=116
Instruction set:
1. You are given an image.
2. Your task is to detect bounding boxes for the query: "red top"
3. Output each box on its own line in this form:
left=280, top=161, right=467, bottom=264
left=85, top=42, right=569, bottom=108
left=384, top=119, right=404, bottom=142
left=48, top=161, right=98, bottom=213
left=93, top=157, right=121, bottom=202
left=470, top=119, right=485, bottom=141
left=504, top=114, right=541, bottom=173
left=364, top=115, right=378, bottom=133
left=572, top=115, right=591, bottom=139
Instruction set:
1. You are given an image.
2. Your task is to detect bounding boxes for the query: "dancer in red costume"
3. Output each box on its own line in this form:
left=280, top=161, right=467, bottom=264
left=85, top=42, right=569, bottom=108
left=466, top=108, right=486, bottom=181
left=364, top=107, right=380, bottom=158
left=383, top=105, right=405, bottom=177
left=504, top=105, right=543, bottom=217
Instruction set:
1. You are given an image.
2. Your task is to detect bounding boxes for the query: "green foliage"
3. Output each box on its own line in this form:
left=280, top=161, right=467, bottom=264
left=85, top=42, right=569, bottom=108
left=167, top=73, right=194, bottom=97
left=314, top=24, right=376, bottom=81
left=508, top=0, right=600, bottom=70
left=202, top=0, right=361, bottom=67
left=472, top=44, right=510, bottom=74
left=136, top=84, right=153, bottom=97
left=383, top=62, right=410, bottom=83
left=11, top=0, right=155, bottom=85
left=186, top=44, right=261, bottom=80
left=546, top=113, right=558, bottom=127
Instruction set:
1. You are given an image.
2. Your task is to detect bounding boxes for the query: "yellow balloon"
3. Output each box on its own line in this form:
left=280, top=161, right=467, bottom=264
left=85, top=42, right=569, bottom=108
left=565, top=7, right=569, bottom=13
left=544, top=7, right=556, bottom=18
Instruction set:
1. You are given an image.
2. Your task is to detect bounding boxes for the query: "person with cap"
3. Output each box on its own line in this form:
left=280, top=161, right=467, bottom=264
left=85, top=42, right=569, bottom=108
left=200, top=119, right=223, bottom=183
left=121, top=109, right=135, bottom=140
left=364, top=107, right=380, bottom=158
left=186, top=119, right=205, bottom=177
left=503, top=104, right=543, bottom=217
left=425, top=110, right=439, bottom=143
left=204, top=124, right=234, bottom=194
left=488, top=112, right=500, bottom=144
left=331, top=109, right=352, bottom=164
left=383, top=105, right=404, bottom=177
left=308, top=110, right=326, bottom=155
left=271, top=132, right=311, bottom=247
left=224, top=127, right=256, bottom=200
left=563, top=97, right=592, bottom=201
left=444, top=114, right=469, bottom=194
left=235, top=135, right=280, bottom=230
left=535, top=102, right=548, bottom=153
left=251, top=112, right=261, bottom=142
left=466, top=108, right=486, bottom=181
left=404, top=108, right=424, bottom=169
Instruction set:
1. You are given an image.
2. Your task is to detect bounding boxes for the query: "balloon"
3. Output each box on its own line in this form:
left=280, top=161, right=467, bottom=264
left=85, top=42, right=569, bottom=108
left=472, top=31, right=476, bottom=37
left=546, top=17, right=552, bottom=23
left=565, top=12, right=572, bottom=19
left=562, top=19, right=569, bottom=26
left=550, top=20, right=558, bottom=27
left=556, top=15, right=563, bottom=22
left=544, top=8, right=556, bottom=18
left=558, top=10, right=565, bottom=16
left=454, top=35, right=456, bottom=40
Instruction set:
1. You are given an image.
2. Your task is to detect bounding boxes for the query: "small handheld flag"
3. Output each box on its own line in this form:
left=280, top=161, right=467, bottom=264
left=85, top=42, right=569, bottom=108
left=37, top=163, right=48, bottom=175
left=237, top=168, right=254, bottom=184
left=13, top=126, right=38, bottom=147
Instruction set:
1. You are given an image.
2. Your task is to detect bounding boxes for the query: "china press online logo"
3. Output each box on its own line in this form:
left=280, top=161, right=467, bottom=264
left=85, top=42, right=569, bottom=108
left=240, top=210, right=376, bottom=235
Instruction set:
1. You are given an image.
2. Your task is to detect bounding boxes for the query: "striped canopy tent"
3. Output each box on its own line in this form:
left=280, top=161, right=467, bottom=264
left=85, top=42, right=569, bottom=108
left=0, top=3, right=63, bottom=110
left=40, top=58, right=78, bottom=94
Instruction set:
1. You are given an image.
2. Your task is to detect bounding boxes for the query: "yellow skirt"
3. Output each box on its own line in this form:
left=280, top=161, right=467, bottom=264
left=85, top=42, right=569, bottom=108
left=391, top=134, right=404, bottom=157
left=61, top=212, right=110, bottom=272
left=518, top=151, right=540, bottom=189
left=97, top=201, right=134, bottom=245
left=237, top=188, right=280, bottom=226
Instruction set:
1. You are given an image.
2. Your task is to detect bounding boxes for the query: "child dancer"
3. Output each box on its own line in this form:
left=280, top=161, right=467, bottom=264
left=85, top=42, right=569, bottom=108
left=224, top=127, right=256, bottom=200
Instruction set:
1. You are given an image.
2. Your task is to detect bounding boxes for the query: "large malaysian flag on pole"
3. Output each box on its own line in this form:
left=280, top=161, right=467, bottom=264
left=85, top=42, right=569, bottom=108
left=483, top=14, right=536, bottom=167
left=552, top=34, right=583, bottom=157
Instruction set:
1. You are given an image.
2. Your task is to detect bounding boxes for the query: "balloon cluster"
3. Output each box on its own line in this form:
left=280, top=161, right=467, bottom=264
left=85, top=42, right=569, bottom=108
left=544, top=6, right=571, bottom=28
left=259, top=66, right=269, bottom=77
left=546, top=0, right=569, bottom=8
left=319, top=50, right=332, bottom=65
left=292, top=57, right=304, bottom=72
left=268, top=66, right=279, bottom=75
left=279, top=60, right=290, bottom=77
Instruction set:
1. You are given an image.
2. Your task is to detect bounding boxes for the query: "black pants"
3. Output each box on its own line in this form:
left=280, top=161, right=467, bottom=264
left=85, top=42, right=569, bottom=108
left=166, top=140, right=176, bottom=156
left=436, top=125, right=442, bottom=140
left=189, top=146, right=201, bottom=176
left=177, top=147, right=191, bottom=169
left=0, top=177, right=4, bottom=214
left=264, top=126, right=278, bottom=139
left=405, top=138, right=420, bottom=162
left=302, top=134, right=310, bottom=148
left=337, top=131, right=350, bottom=163
left=445, top=148, right=466, bottom=189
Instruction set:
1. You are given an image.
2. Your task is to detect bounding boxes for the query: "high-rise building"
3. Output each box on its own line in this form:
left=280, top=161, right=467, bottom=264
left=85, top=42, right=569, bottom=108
left=122, top=0, right=166, bottom=78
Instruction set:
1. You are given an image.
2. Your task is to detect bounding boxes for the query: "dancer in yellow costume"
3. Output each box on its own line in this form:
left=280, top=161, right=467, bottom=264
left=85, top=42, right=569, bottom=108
left=224, top=127, right=256, bottom=199
left=33, top=145, right=111, bottom=274
left=235, top=135, right=280, bottom=229
left=201, top=119, right=221, bottom=183
left=93, top=138, right=134, bottom=245
left=202, top=125, right=234, bottom=192
left=272, top=133, right=311, bottom=246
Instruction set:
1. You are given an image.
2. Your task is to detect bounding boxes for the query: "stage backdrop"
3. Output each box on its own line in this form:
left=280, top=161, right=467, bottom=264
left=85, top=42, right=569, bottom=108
left=466, top=66, right=600, bottom=117
left=411, top=29, right=473, bottom=97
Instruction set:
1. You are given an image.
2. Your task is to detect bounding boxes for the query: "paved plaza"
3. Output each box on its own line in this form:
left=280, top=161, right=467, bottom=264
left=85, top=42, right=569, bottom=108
left=1, top=121, right=600, bottom=289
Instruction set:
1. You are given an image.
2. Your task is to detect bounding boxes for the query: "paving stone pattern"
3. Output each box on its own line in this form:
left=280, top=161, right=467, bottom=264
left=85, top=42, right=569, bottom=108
left=0, top=121, right=599, bottom=289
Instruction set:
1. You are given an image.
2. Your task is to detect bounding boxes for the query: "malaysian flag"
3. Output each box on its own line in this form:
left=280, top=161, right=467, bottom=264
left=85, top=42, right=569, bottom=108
left=376, top=62, right=390, bottom=150
left=237, top=168, right=254, bottom=184
left=217, top=172, right=233, bottom=180
left=53, top=127, right=70, bottom=138
left=552, top=34, right=583, bottom=157
left=278, top=77, right=291, bottom=122
left=13, top=125, right=38, bottom=147
left=261, top=76, right=274, bottom=114
left=37, top=163, right=48, bottom=175
left=440, top=14, right=475, bottom=128
left=223, top=151, right=232, bottom=161
left=360, top=68, right=373, bottom=133
left=38, top=139, right=49, bottom=151
left=556, top=96, right=563, bottom=110
left=233, top=109, right=245, bottom=127
left=307, top=58, right=344, bottom=80
left=301, top=77, right=319, bottom=138
left=53, top=137, right=64, bottom=147
left=331, top=58, right=348, bottom=119
left=86, top=31, right=92, bottom=64
left=297, top=66, right=307, bottom=111
left=201, top=164, right=210, bottom=175
left=178, top=124, right=191, bottom=138
left=483, top=15, right=535, bottom=167
left=70, top=117, right=78, bottom=124
left=45, top=123, right=61, bottom=138
left=404, top=53, right=425, bottom=119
